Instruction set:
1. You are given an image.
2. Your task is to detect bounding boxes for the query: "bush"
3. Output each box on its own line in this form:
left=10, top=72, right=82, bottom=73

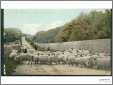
left=4, top=28, right=22, bottom=43
left=5, top=57, right=20, bottom=75
left=4, top=44, right=21, bottom=75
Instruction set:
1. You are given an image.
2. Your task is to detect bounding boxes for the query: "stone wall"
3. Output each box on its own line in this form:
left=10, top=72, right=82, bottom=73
left=38, top=39, right=111, bottom=54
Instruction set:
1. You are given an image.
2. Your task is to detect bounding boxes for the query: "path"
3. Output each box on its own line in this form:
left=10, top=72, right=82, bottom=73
left=21, top=36, right=35, bottom=50
left=13, top=65, right=111, bottom=75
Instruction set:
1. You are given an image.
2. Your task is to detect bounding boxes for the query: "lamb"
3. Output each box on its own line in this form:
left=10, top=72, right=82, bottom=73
left=27, top=49, right=35, bottom=54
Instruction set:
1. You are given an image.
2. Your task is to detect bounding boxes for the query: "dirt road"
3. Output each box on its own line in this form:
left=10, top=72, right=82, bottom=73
left=22, top=36, right=35, bottom=50
left=13, top=65, right=111, bottom=75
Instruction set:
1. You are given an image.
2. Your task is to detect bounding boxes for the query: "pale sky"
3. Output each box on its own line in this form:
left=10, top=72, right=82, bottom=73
left=4, top=9, right=94, bottom=35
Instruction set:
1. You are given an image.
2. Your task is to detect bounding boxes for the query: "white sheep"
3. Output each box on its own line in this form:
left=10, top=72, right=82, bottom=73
left=9, top=50, right=18, bottom=59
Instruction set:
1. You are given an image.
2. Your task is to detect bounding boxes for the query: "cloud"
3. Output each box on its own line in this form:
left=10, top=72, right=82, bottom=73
left=20, top=21, right=65, bottom=35
left=43, top=21, right=65, bottom=30
left=20, top=24, right=41, bottom=35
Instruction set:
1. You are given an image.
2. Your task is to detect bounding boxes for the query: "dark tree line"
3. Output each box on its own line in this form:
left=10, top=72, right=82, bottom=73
left=4, top=28, right=22, bottom=43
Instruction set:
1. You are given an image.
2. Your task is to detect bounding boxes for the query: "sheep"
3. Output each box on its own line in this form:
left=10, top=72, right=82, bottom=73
left=38, top=55, right=49, bottom=64
left=95, top=55, right=111, bottom=70
left=9, top=50, right=18, bottom=59
left=9, top=46, right=110, bottom=71
left=27, top=49, right=35, bottom=54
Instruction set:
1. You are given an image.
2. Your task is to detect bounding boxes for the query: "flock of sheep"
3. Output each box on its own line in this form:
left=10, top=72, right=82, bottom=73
left=9, top=46, right=111, bottom=69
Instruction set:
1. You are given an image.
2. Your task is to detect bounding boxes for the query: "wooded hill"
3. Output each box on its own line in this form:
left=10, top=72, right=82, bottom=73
left=33, top=9, right=112, bottom=43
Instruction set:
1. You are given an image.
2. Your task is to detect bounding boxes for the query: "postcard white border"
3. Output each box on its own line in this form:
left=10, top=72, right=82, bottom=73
left=1, top=76, right=112, bottom=84
left=1, top=1, right=112, bottom=84
left=1, top=1, right=112, bottom=9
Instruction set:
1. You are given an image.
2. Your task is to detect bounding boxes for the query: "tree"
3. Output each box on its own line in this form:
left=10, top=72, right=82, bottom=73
left=4, top=28, right=22, bottom=43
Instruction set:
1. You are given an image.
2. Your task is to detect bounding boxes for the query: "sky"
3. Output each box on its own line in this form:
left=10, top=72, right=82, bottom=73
left=4, top=9, right=92, bottom=35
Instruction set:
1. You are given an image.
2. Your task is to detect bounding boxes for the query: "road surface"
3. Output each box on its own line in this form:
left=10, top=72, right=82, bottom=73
left=21, top=36, right=35, bottom=50
left=13, top=65, right=111, bottom=75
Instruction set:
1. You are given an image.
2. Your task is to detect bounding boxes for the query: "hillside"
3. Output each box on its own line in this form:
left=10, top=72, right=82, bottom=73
left=33, top=27, right=63, bottom=43
left=33, top=9, right=111, bottom=43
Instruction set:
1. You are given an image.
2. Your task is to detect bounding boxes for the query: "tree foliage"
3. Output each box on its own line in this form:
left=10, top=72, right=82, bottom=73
left=55, top=9, right=112, bottom=42
left=33, top=27, right=62, bottom=43
left=4, top=28, right=22, bottom=43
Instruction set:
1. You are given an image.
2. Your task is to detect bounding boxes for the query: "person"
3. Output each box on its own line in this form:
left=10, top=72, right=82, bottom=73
left=24, top=48, right=27, bottom=53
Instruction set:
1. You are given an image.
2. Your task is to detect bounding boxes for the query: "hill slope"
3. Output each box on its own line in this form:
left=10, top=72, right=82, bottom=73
left=33, top=9, right=111, bottom=43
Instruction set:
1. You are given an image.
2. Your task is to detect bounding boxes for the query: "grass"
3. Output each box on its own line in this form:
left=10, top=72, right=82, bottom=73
left=5, top=57, right=20, bottom=75
left=4, top=43, right=21, bottom=75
